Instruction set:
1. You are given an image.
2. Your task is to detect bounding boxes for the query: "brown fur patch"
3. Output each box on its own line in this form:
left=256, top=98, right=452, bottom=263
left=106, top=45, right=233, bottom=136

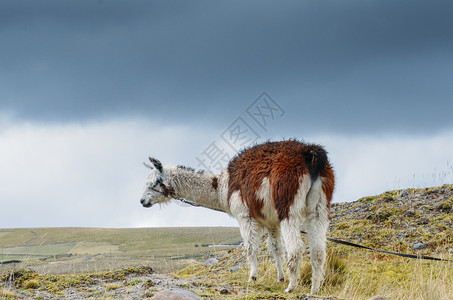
left=321, top=164, right=335, bottom=212
left=212, top=177, right=218, bottom=190
left=227, top=140, right=334, bottom=221
left=159, top=181, right=176, bottom=198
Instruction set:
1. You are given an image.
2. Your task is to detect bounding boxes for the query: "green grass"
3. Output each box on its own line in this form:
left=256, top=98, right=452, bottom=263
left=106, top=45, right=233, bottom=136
left=1, top=243, right=75, bottom=256
left=0, top=227, right=241, bottom=274
left=0, top=227, right=240, bottom=250
left=176, top=245, right=453, bottom=299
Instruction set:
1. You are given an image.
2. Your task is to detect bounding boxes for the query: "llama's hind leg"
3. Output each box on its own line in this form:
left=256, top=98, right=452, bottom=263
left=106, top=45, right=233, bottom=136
left=237, top=215, right=260, bottom=282
left=281, top=218, right=305, bottom=292
left=267, top=227, right=285, bottom=282
left=306, top=185, right=329, bottom=295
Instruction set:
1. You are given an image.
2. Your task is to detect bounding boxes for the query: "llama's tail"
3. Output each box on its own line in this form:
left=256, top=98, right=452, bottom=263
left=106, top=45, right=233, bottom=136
left=302, top=144, right=329, bottom=180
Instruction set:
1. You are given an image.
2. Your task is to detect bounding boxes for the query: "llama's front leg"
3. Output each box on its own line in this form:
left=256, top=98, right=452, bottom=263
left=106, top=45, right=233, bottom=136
left=267, top=228, right=285, bottom=282
left=237, top=216, right=260, bottom=282
left=281, top=218, right=304, bottom=292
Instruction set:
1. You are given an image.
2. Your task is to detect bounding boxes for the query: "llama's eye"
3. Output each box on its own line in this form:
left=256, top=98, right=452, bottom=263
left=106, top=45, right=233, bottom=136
left=150, top=179, right=162, bottom=189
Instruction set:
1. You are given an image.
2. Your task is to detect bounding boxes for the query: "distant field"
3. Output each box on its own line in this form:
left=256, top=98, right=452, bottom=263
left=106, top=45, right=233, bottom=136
left=0, top=227, right=241, bottom=274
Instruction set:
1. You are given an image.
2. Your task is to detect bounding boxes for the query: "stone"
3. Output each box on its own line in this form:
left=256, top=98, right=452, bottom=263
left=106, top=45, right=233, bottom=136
left=412, top=242, right=425, bottom=250
left=403, top=210, right=415, bottom=217
left=403, top=210, right=415, bottom=218
left=400, top=189, right=409, bottom=197
left=203, top=258, right=219, bottom=265
left=230, top=266, right=241, bottom=272
left=367, top=296, right=386, bottom=300
left=149, top=288, right=202, bottom=300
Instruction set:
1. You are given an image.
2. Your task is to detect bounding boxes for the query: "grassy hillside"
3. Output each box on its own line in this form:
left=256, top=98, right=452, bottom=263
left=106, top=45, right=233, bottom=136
left=0, top=227, right=241, bottom=274
left=329, top=184, right=453, bottom=254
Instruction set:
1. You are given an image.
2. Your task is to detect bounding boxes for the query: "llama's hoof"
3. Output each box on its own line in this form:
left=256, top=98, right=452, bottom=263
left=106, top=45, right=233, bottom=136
left=249, top=276, right=257, bottom=282
left=278, top=277, right=285, bottom=283
left=310, top=286, right=320, bottom=295
left=284, top=286, right=293, bottom=293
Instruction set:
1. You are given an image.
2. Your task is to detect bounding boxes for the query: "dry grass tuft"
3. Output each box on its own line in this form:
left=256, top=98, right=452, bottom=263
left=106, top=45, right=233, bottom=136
left=299, top=248, right=347, bottom=287
left=104, top=282, right=122, bottom=291
left=23, top=279, right=40, bottom=289
left=0, top=288, right=16, bottom=299
left=332, top=251, right=453, bottom=300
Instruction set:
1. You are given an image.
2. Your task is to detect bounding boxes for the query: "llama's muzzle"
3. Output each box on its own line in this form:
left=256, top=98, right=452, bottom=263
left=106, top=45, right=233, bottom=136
left=140, top=198, right=152, bottom=208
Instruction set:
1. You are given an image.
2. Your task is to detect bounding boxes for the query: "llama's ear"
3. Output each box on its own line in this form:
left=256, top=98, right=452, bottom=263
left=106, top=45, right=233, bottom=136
left=143, top=162, right=154, bottom=169
left=149, top=157, right=163, bottom=173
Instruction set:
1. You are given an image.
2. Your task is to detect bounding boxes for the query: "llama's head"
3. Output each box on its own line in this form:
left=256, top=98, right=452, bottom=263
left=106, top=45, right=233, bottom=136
left=140, top=157, right=174, bottom=208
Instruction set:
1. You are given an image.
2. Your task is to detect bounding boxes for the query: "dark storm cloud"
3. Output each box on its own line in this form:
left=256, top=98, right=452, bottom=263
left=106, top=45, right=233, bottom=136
left=1, top=0, right=452, bottom=133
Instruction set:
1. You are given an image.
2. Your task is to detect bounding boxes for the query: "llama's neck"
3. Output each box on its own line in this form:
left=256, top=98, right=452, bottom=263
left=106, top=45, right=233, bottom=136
left=167, top=167, right=228, bottom=213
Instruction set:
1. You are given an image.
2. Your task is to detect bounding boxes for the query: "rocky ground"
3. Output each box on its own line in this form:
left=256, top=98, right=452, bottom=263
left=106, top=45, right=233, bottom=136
left=329, top=184, right=453, bottom=253
left=1, top=267, right=201, bottom=300
left=0, top=264, right=340, bottom=299
left=1, top=184, right=452, bottom=299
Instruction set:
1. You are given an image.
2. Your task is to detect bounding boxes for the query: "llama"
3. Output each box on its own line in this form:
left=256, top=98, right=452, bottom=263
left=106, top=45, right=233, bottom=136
left=139, top=140, right=335, bottom=294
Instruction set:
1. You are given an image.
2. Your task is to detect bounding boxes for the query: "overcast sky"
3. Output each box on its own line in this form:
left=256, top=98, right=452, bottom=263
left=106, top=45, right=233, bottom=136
left=1, top=1, right=452, bottom=228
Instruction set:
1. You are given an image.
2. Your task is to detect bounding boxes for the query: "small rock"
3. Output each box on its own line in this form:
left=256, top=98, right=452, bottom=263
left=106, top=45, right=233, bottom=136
left=368, top=296, right=386, bottom=300
left=412, top=242, right=425, bottom=250
left=403, top=210, right=415, bottom=217
left=204, top=258, right=219, bottom=265
left=219, top=288, right=231, bottom=295
left=400, top=189, right=409, bottom=197
left=152, top=278, right=162, bottom=285
left=149, top=288, right=202, bottom=300
left=230, top=266, right=241, bottom=272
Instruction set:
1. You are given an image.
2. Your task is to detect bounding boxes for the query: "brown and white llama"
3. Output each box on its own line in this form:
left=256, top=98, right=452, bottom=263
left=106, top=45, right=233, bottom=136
left=140, top=140, right=335, bottom=294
